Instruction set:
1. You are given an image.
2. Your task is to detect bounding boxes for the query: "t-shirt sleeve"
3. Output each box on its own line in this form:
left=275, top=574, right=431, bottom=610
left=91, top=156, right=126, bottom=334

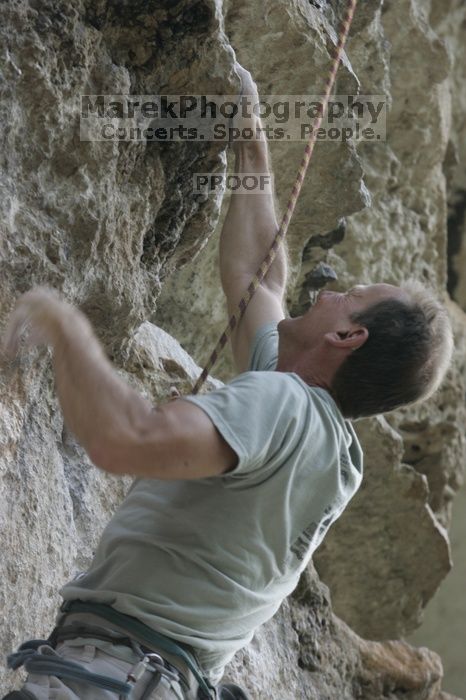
left=247, top=322, right=279, bottom=371
left=182, top=371, right=306, bottom=487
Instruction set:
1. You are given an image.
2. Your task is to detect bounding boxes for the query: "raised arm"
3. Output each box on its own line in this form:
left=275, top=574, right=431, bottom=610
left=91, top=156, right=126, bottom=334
left=220, top=65, right=287, bottom=373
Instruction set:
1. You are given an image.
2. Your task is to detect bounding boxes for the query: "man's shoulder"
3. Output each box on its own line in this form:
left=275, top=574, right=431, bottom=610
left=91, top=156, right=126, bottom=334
left=218, top=371, right=312, bottom=435
left=227, top=370, right=342, bottom=414
left=229, top=368, right=309, bottom=396
left=247, top=322, right=279, bottom=372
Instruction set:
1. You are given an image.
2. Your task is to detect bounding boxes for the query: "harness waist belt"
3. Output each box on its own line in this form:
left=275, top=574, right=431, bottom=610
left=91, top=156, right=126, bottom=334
left=59, top=600, right=215, bottom=698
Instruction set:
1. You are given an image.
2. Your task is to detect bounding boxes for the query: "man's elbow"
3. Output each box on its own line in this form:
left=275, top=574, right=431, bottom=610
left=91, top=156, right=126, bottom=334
left=87, top=441, right=127, bottom=476
left=87, top=404, right=176, bottom=477
left=86, top=426, right=159, bottom=478
left=83, top=400, right=163, bottom=476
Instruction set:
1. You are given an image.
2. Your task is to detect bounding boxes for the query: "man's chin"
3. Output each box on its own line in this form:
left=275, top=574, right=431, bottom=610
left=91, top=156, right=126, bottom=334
left=277, top=317, right=291, bottom=332
left=277, top=318, right=289, bottom=341
left=277, top=316, right=301, bottom=335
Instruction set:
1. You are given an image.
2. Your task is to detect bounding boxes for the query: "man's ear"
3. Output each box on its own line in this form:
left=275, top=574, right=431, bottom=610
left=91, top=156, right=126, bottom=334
left=324, top=326, right=369, bottom=351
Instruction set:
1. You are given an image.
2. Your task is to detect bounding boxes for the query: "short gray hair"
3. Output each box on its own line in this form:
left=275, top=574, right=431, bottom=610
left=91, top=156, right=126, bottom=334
left=331, top=280, right=454, bottom=419
left=399, top=279, right=454, bottom=402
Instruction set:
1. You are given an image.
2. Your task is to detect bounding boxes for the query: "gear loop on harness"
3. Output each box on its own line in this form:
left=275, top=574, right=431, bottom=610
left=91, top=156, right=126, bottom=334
left=7, top=642, right=134, bottom=696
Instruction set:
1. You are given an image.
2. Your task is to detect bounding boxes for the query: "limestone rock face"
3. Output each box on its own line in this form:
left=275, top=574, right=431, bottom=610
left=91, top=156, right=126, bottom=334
left=224, top=566, right=458, bottom=700
left=1, top=1, right=465, bottom=699
left=313, top=414, right=454, bottom=639
left=0, top=0, right=234, bottom=349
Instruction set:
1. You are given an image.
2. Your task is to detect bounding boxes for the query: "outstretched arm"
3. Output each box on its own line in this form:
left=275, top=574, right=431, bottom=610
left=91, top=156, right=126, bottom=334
left=2, top=288, right=237, bottom=479
left=220, top=65, right=287, bottom=372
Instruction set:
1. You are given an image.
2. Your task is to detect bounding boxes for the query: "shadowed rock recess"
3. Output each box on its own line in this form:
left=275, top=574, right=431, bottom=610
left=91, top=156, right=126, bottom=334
left=0, top=0, right=465, bottom=699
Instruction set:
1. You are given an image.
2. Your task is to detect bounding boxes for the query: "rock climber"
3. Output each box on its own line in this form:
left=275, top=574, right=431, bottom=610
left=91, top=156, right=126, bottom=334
left=1, top=65, right=453, bottom=700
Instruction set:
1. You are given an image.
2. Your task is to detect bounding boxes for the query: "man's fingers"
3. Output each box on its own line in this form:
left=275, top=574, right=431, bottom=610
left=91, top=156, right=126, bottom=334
left=2, top=292, right=53, bottom=358
left=2, top=306, right=33, bottom=358
left=2, top=287, right=69, bottom=360
left=21, top=285, right=60, bottom=303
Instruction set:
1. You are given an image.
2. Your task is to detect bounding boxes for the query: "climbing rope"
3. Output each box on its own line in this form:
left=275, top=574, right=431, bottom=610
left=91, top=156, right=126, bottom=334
left=192, top=0, right=358, bottom=394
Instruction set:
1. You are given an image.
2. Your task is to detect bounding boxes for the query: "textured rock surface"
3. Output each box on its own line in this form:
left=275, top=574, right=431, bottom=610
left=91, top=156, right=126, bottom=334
left=403, top=2, right=466, bottom=693
left=1, top=0, right=465, bottom=699
left=224, top=566, right=460, bottom=700
left=313, top=413, right=454, bottom=639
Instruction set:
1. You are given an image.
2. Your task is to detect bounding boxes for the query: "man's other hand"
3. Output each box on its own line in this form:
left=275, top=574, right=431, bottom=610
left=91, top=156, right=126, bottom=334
left=2, top=286, right=79, bottom=358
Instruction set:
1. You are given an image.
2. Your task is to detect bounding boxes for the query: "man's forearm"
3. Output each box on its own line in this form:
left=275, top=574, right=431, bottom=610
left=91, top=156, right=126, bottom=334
left=51, top=310, right=151, bottom=459
left=220, top=122, right=287, bottom=293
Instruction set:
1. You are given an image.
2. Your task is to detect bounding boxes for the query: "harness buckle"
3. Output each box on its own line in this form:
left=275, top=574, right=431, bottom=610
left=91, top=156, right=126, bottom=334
left=144, top=653, right=180, bottom=683
left=144, top=652, right=164, bottom=666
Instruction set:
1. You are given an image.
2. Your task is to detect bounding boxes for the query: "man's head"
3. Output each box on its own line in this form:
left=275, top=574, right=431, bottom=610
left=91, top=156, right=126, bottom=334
left=276, top=281, right=453, bottom=420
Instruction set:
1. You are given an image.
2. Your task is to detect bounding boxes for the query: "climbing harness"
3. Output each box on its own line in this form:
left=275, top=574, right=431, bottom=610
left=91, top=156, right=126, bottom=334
left=57, top=600, right=216, bottom=698
left=5, top=600, right=217, bottom=700
left=7, top=639, right=134, bottom=698
left=192, top=0, right=358, bottom=395
left=4, top=627, right=249, bottom=699
left=6, top=637, right=184, bottom=699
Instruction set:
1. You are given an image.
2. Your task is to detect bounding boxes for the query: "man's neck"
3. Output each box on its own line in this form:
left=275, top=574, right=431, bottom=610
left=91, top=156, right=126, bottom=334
left=275, top=354, right=332, bottom=392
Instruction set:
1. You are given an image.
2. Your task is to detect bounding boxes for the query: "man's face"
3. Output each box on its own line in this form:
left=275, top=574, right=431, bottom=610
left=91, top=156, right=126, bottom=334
left=279, top=283, right=410, bottom=350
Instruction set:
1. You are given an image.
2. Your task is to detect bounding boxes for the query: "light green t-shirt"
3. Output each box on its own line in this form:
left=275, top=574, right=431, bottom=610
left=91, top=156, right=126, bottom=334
left=60, top=323, right=363, bottom=682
